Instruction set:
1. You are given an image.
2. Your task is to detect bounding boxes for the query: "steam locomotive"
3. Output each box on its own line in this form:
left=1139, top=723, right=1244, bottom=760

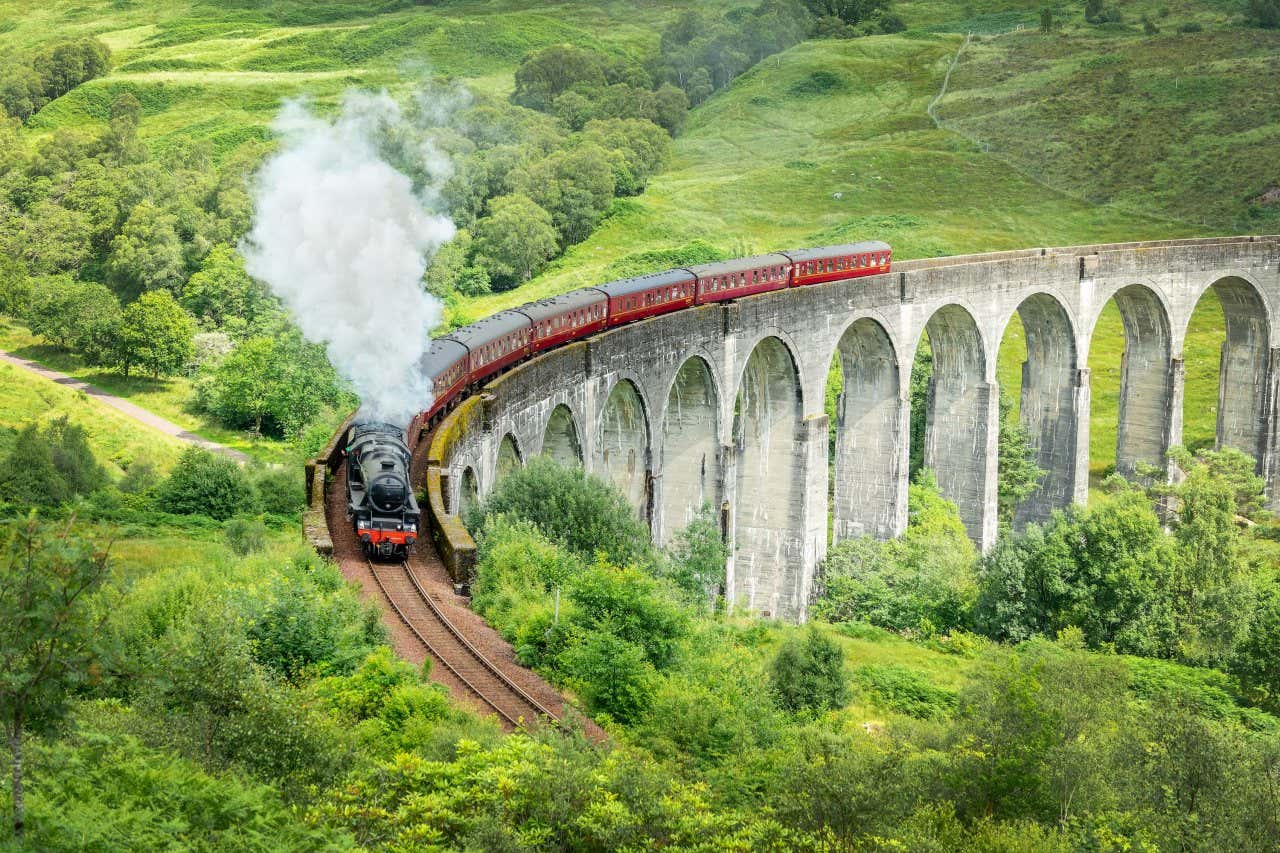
left=345, top=421, right=420, bottom=558
left=407, top=240, right=892, bottom=439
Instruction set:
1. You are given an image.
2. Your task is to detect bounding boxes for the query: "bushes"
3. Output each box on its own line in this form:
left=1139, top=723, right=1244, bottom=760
left=854, top=663, right=956, bottom=719
left=469, top=455, right=651, bottom=567
left=0, top=417, right=105, bottom=508
left=25, top=277, right=122, bottom=363
left=769, top=628, right=849, bottom=713
left=196, top=332, right=347, bottom=439
left=157, top=447, right=251, bottom=520
left=813, top=473, right=976, bottom=634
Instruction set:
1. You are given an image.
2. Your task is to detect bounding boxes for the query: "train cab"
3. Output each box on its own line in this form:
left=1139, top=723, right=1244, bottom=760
left=783, top=241, right=892, bottom=286
left=517, top=288, right=609, bottom=354
left=597, top=268, right=697, bottom=328
left=445, top=310, right=532, bottom=387
left=690, top=253, right=793, bottom=305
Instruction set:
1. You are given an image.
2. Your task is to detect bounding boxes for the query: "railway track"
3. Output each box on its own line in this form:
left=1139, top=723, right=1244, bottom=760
left=363, top=557, right=560, bottom=730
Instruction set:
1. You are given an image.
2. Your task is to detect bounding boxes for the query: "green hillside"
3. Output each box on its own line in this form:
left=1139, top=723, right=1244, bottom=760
left=2, top=2, right=1280, bottom=849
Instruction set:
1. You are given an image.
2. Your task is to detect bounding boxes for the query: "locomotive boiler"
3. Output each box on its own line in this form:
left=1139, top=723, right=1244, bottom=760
left=345, top=420, right=420, bottom=558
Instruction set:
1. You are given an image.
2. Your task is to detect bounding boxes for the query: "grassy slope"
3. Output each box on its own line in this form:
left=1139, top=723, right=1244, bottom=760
left=0, top=318, right=298, bottom=462
left=0, top=355, right=183, bottom=476
left=2, top=0, right=1272, bottom=471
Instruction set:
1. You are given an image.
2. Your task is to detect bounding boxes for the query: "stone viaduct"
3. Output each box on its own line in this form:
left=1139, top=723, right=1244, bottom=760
left=434, top=237, right=1280, bottom=622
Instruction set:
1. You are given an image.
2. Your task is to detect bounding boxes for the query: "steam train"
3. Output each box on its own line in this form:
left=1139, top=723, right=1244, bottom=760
left=407, top=240, right=892, bottom=439
left=345, top=421, right=420, bottom=558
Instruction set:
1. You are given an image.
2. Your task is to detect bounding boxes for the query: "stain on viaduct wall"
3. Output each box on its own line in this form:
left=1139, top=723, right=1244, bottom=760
left=442, top=237, right=1280, bottom=622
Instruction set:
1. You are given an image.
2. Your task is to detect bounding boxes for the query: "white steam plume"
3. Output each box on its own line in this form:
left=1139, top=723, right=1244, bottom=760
left=241, top=90, right=456, bottom=427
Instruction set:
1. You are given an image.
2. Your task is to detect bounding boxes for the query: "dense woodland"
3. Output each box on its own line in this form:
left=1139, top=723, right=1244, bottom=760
left=2, top=0, right=1280, bottom=848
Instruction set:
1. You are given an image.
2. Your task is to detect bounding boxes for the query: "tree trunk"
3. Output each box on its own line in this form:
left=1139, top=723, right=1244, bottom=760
left=9, top=717, right=23, bottom=839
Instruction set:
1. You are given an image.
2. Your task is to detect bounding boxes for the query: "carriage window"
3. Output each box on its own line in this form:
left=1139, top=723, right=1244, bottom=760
left=752, top=271, right=759, bottom=284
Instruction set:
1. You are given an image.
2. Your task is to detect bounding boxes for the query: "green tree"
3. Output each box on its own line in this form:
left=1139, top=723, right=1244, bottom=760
left=769, top=627, right=850, bottom=713
left=203, top=336, right=273, bottom=434
left=25, top=277, right=121, bottom=362
left=1248, top=0, right=1279, bottom=27
left=16, top=201, right=94, bottom=274
left=662, top=503, right=728, bottom=606
left=471, top=194, right=559, bottom=289
left=157, top=447, right=251, bottom=520
left=512, top=44, right=608, bottom=111
left=814, top=472, right=976, bottom=633
left=106, top=201, right=186, bottom=299
left=0, top=516, right=111, bottom=838
left=106, top=92, right=144, bottom=163
left=997, top=393, right=1045, bottom=525
left=115, top=289, right=195, bottom=378
left=0, top=64, right=45, bottom=122
left=560, top=627, right=654, bottom=723
left=950, top=640, right=1124, bottom=822
left=1159, top=447, right=1260, bottom=666
left=423, top=230, right=490, bottom=299
left=568, top=558, right=688, bottom=670
left=511, top=145, right=616, bottom=247
left=181, top=244, right=279, bottom=335
left=0, top=424, right=68, bottom=508
left=469, top=455, right=651, bottom=567
left=580, top=118, right=672, bottom=193
left=652, top=83, right=690, bottom=133
left=43, top=416, right=105, bottom=498
left=0, top=255, right=31, bottom=316
left=907, top=343, right=932, bottom=477
left=200, top=333, right=345, bottom=438
left=1231, top=575, right=1280, bottom=712
left=32, top=39, right=110, bottom=101
left=973, top=492, right=1177, bottom=655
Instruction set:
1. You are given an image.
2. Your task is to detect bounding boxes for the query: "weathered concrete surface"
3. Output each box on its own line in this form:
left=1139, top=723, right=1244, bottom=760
left=439, top=236, right=1280, bottom=622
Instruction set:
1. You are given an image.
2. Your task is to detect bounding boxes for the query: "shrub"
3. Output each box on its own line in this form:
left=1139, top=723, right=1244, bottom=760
left=560, top=627, right=654, bottom=723
left=224, top=517, right=266, bottom=555
left=157, top=448, right=251, bottom=520
left=814, top=474, right=976, bottom=633
left=0, top=418, right=105, bottom=509
left=469, top=455, right=650, bottom=567
left=769, top=627, right=850, bottom=713
left=251, top=465, right=304, bottom=516
left=855, top=664, right=957, bottom=719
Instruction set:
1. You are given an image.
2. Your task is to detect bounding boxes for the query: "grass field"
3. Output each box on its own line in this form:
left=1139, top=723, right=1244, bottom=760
left=0, top=356, right=183, bottom=476
left=0, top=318, right=296, bottom=463
left=2, top=0, right=1273, bottom=477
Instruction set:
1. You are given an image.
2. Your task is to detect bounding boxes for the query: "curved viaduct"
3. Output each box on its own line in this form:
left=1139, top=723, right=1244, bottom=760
left=433, top=236, right=1280, bottom=622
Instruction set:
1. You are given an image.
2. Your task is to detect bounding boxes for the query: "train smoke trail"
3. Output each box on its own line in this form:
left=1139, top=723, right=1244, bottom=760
left=241, top=90, right=456, bottom=427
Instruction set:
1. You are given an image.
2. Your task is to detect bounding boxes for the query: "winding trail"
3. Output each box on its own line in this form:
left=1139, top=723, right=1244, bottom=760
left=0, top=349, right=249, bottom=462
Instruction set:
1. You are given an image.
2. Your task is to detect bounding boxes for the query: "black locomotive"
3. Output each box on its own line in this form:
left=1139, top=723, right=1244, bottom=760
left=345, top=421, right=420, bottom=558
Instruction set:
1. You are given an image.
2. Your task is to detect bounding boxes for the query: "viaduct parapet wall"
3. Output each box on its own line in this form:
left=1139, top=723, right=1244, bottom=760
left=433, top=236, right=1280, bottom=622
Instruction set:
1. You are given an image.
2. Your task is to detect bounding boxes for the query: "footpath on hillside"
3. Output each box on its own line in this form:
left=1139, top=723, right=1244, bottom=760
left=0, top=349, right=249, bottom=463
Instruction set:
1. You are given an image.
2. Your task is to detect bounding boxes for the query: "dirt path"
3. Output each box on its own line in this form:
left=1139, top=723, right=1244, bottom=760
left=0, top=349, right=250, bottom=463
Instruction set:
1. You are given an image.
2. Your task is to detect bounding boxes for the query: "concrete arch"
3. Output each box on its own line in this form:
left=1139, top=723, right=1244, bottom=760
left=1000, top=292, right=1083, bottom=525
left=458, top=466, right=479, bottom=519
left=732, top=336, right=806, bottom=619
left=594, top=378, right=650, bottom=516
left=658, top=356, right=721, bottom=545
left=919, top=303, right=994, bottom=544
left=830, top=317, right=903, bottom=542
left=733, top=326, right=809, bottom=412
left=1187, top=275, right=1272, bottom=465
left=496, top=433, right=522, bottom=483
left=542, top=404, right=583, bottom=467
left=1089, top=284, right=1173, bottom=477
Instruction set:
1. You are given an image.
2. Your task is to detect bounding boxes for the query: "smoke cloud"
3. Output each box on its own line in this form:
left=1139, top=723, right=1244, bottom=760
left=241, top=90, right=456, bottom=427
